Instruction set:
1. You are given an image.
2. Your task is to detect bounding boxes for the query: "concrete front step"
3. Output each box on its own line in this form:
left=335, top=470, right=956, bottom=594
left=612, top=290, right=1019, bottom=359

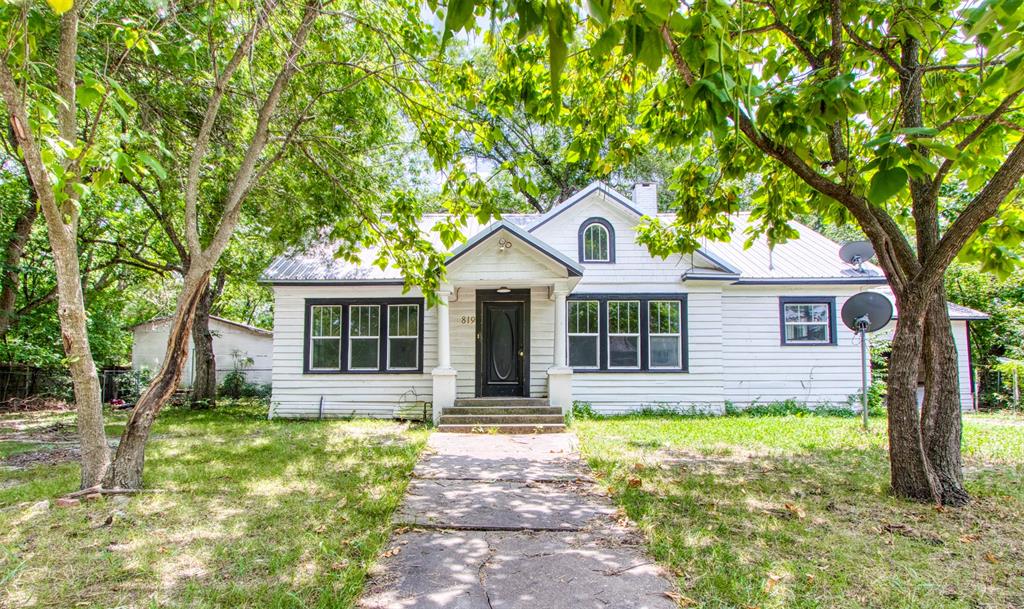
left=445, top=406, right=563, bottom=416
left=436, top=423, right=567, bottom=434
left=454, top=397, right=550, bottom=407
left=440, top=414, right=565, bottom=425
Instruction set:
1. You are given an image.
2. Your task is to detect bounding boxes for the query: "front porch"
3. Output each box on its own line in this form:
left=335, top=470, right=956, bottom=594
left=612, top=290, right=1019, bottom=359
left=429, top=221, right=583, bottom=426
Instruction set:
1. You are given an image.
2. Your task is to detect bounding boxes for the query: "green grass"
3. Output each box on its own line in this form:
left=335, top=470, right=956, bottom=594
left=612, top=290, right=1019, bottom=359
left=575, top=413, right=1024, bottom=609
left=0, top=400, right=428, bottom=609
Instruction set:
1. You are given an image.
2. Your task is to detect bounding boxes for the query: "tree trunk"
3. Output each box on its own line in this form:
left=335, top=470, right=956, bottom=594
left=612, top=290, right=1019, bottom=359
left=190, top=280, right=217, bottom=408
left=886, top=297, right=940, bottom=503
left=104, top=271, right=209, bottom=489
left=0, top=12, right=111, bottom=489
left=920, top=288, right=970, bottom=506
left=0, top=196, right=38, bottom=338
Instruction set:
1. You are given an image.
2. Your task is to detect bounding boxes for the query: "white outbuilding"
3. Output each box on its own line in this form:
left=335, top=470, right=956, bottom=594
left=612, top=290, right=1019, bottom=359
left=130, top=315, right=273, bottom=387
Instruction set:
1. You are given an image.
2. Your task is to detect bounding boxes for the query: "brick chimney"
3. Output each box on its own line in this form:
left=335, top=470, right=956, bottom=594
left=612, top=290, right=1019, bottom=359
left=632, top=182, right=658, bottom=216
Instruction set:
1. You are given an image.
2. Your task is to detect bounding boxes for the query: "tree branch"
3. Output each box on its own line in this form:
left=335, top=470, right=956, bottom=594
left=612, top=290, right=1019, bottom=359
left=931, top=88, right=1024, bottom=198
left=184, top=0, right=278, bottom=255
left=921, top=138, right=1024, bottom=287
left=205, top=0, right=322, bottom=264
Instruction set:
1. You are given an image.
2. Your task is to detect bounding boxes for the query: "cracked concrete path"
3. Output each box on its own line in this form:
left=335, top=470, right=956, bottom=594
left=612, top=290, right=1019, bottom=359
left=359, top=433, right=678, bottom=609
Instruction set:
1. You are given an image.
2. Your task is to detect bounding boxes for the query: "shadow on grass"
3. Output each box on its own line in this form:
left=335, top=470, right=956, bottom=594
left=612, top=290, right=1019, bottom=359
left=583, top=428, right=1024, bottom=609
left=1, top=402, right=428, bottom=609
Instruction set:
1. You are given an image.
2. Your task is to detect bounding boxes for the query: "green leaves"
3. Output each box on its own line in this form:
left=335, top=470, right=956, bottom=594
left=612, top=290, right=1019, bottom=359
left=867, top=167, right=908, bottom=204
left=442, top=0, right=477, bottom=43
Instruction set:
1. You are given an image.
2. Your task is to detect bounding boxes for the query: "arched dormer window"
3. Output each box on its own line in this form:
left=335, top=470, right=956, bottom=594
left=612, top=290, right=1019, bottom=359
left=578, top=218, right=615, bottom=263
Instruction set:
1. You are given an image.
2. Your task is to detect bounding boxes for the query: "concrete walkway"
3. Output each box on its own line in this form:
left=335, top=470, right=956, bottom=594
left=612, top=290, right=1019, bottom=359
left=359, top=433, right=678, bottom=609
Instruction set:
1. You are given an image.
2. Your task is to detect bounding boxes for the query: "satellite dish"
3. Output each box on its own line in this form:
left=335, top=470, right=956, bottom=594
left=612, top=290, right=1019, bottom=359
left=841, top=292, right=893, bottom=333
left=839, top=241, right=875, bottom=272
left=842, top=291, right=894, bottom=432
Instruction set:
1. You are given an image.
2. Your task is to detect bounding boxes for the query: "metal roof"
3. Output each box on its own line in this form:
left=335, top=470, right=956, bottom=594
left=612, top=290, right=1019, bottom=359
left=130, top=315, right=272, bottom=336
left=262, top=206, right=887, bottom=286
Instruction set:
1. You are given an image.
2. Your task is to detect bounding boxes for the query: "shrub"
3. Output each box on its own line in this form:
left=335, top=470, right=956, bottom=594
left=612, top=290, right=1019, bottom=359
left=570, top=401, right=599, bottom=422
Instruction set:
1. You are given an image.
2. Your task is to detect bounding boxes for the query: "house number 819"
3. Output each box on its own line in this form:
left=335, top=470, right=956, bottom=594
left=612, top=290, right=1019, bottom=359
left=459, top=315, right=476, bottom=324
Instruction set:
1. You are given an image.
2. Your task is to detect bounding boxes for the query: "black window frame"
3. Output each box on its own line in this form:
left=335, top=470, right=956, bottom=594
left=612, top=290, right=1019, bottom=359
left=567, top=293, right=688, bottom=373
left=778, top=296, right=838, bottom=346
left=303, top=297, right=425, bottom=374
left=578, top=217, right=615, bottom=263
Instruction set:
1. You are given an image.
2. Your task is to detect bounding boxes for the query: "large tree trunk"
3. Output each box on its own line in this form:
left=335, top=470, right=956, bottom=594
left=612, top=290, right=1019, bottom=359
left=920, top=288, right=969, bottom=506
left=190, top=280, right=217, bottom=408
left=0, top=8, right=111, bottom=489
left=104, top=271, right=209, bottom=489
left=886, top=296, right=940, bottom=503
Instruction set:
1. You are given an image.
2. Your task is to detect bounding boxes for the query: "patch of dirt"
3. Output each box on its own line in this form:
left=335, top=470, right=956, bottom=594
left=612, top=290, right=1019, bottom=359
left=2, top=446, right=80, bottom=469
left=0, top=396, right=72, bottom=413
left=1, top=420, right=78, bottom=444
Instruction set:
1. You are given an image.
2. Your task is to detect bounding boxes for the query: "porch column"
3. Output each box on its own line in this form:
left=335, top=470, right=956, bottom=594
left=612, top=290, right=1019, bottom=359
left=431, top=288, right=456, bottom=425
left=553, top=289, right=567, bottom=367
left=437, top=290, right=451, bottom=369
left=548, top=287, right=573, bottom=413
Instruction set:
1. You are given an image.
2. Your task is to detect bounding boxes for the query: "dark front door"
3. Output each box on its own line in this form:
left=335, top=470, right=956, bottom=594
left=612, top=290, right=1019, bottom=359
left=477, top=291, right=528, bottom=397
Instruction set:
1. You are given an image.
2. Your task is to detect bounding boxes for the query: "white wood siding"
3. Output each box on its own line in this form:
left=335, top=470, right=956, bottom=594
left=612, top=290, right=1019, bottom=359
left=570, top=289, right=725, bottom=414
left=532, top=195, right=699, bottom=291
left=953, top=320, right=975, bottom=410
left=269, top=285, right=436, bottom=418
left=722, top=286, right=867, bottom=408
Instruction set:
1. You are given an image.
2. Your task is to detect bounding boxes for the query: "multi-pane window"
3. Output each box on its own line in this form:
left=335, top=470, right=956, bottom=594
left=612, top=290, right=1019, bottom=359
left=309, top=305, right=342, bottom=370
left=348, top=305, right=380, bottom=370
left=568, top=300, right=600, bottom=368
left=648, top=301, right=682, bottom=368
left=781, top=299, right=833, bottom=345
left=607, top=300, right=641, bottom=368
left=566, top=296, right=687, bottom=372
left=305, top=300, right=422, bottom=373
left=581, top=222, right=611, bottom=262
left=387, top=304, right=420, bottom=370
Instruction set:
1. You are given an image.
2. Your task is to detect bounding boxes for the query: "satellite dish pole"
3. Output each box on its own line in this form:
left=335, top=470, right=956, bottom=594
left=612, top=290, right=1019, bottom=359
left=841, top=292, right=893, bottom=431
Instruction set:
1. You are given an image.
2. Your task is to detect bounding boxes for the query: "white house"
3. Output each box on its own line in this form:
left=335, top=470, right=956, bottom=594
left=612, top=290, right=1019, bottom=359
left=261, top=181, right=986, bottom=427
left=131, top=315, right=273, bottom=386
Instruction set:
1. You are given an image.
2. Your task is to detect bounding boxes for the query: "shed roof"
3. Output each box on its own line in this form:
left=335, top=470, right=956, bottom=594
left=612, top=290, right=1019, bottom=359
left=130, top=315, right=272, bottom=337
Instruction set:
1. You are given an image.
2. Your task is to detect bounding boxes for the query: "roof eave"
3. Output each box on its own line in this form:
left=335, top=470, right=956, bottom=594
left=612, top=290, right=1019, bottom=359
left=732, top=277, right=889, bottom=285
left=447, top=220, right=584, bottom=277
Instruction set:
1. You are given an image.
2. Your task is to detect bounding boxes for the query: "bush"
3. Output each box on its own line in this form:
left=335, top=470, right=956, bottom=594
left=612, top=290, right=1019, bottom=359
left=569, top=401, right=599, bottom=423
left=219, top=353, right=271, bottom=399
left=114, top=368, right=151, bottom=404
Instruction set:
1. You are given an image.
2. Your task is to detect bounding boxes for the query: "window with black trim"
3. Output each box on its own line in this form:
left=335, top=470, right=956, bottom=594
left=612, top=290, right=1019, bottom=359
left=779, top=297, right=836, bottom=345
left=648, top=300, right=682, bottom=368
left=607, top=300, right=640, bottom=368
left=578, top=218, right=615, bottom=263
left=310, top=305, right=342, bottom=370
left=304, top=298, right=423, bottom=373
left=567, top=294, right=687, bottom=372
left=387, top=304, right=420, bottom=370
left=348, top=305, right=380, bottom=370
left=568, top=300, right=600, bottom=368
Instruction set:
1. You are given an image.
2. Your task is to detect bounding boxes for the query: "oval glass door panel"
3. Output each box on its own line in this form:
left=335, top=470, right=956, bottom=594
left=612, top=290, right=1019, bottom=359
left=491, top=310, right=515, bottom=380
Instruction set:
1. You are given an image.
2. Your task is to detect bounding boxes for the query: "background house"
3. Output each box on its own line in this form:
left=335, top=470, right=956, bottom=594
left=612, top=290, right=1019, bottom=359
left=130, top=316, right=273, bottom=387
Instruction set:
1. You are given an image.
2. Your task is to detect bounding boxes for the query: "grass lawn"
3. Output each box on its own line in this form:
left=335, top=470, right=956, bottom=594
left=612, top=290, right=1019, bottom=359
left=575, top=412, right=1024, bottom=609
left=0, top=400, right=428, bottom=609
